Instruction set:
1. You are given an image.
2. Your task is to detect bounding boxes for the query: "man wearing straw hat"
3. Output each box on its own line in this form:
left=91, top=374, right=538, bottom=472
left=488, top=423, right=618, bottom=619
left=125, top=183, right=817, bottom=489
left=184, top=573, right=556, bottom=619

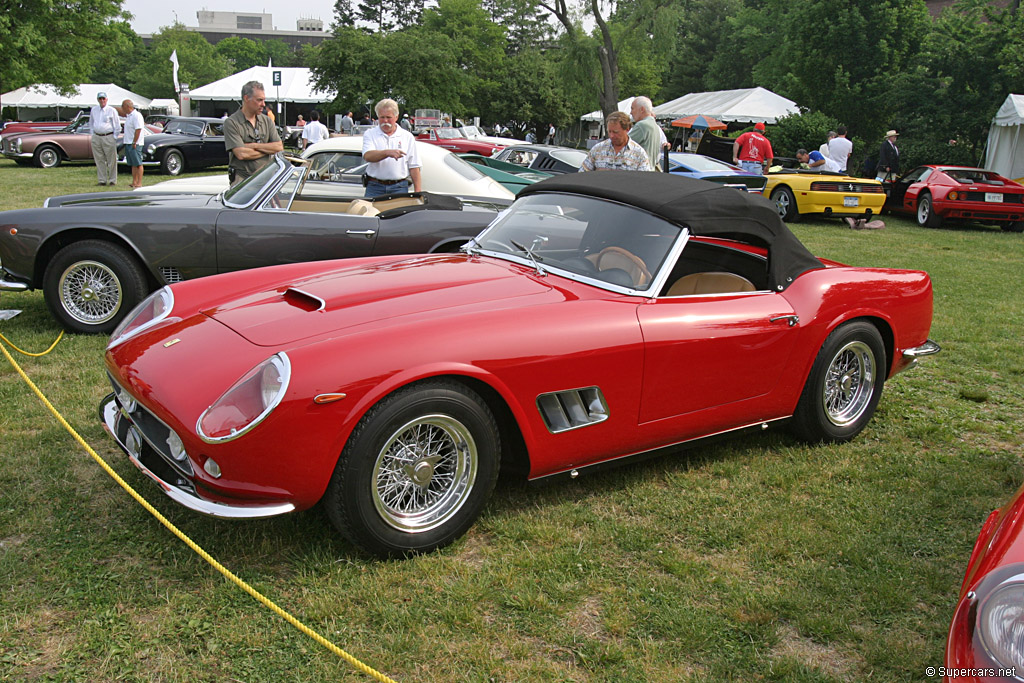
left=876, top=130, right=900, bottom=182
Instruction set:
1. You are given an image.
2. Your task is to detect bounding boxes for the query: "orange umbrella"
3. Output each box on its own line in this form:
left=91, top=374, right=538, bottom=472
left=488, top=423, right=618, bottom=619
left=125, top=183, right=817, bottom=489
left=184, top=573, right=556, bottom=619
left=670, top=114, right=727, bottom=130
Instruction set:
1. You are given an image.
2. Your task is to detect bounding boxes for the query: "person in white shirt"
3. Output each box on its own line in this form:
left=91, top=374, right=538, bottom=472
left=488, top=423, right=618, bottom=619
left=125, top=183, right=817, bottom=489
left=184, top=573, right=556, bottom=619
left=827, top=125, right=853, bottom=172
left=361, top=98, right=421, bottom=198
left=300, top=110, right=330, bottom=150
left=121, top=99, right=147, bottom=188
left=89, top=91, right=122, bottom=185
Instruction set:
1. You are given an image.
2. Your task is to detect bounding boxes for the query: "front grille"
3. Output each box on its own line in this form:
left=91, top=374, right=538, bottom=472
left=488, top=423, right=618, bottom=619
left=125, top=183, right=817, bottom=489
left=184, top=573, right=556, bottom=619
left=108, top=373, right=193, bottom=476
left=809, top=181, right=885, bottom=193
left=159, top=267, right=184, bottom=284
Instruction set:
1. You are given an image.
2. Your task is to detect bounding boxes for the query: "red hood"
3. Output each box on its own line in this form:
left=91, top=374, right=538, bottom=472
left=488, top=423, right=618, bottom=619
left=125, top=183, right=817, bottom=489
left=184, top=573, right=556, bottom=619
left=204, top=255, right=553, bottom=347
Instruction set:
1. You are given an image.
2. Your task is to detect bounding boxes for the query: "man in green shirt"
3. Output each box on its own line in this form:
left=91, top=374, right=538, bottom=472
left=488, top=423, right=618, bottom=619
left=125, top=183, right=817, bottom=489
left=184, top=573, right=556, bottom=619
left=629, top=96, right=665, bottom=171
left=223, top=80, right=283, bottom=186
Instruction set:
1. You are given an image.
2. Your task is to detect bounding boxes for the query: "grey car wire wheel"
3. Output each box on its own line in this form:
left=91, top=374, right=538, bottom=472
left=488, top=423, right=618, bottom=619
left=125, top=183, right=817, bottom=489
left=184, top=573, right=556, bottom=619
left=372, top=413, right=478, bottom=533
left=821, top=340, right=875, bottom=427
left=58, top=259, right=123, bottom=324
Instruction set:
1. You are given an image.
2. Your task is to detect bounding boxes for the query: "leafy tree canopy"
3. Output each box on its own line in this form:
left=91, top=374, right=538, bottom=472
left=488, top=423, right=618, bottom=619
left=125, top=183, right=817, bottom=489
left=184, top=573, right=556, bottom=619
left=125, top=24, right=232, bottom=100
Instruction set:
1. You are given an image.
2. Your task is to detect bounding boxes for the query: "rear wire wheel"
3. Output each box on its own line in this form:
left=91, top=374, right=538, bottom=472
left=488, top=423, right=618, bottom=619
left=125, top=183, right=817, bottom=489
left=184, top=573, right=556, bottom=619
left=324, top=381, right=500, bottom=557
left=791, top=321, right=886, bottom=443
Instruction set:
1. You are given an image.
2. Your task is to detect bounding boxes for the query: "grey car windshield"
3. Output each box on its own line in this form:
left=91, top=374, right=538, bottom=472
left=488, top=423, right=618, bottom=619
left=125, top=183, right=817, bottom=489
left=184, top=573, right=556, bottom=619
left=475, top=194, right=681, bottom=291
left=222, top=156, right=286, bottom=207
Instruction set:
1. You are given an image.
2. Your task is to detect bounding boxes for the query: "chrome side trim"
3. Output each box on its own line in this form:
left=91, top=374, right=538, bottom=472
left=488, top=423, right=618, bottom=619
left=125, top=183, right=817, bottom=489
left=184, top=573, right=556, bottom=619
left=532, top=416, right=790, bottom=481
left=902, top=339, right=941, bottom=358
left=101, top=396, right=295, bottom=519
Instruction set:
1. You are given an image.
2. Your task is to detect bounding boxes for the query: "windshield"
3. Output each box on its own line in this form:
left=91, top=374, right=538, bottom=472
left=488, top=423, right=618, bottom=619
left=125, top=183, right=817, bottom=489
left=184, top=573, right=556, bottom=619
left=163, top=119, right=205, bottom=136
left=306, top=150, right=367, bottom=179
left=945, top=168, right=1005, bottom=185
left=223, top=156, right=286, bottom=207
left=461, top=126, right=483, bottom=137
left=669, top=153, right=738, bottom=172
left=435, top=128, right=462, bottom=140
left=475, top=194, right=682, bottom=292
left=549, top=148, right=588, bottom=168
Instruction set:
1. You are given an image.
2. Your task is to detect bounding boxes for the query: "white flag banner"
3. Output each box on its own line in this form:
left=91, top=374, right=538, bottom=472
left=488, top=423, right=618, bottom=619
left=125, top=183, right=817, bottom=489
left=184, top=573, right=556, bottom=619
left=170, top=49, right=180, bottom=93
left=267, top=57, right=273, bottom=68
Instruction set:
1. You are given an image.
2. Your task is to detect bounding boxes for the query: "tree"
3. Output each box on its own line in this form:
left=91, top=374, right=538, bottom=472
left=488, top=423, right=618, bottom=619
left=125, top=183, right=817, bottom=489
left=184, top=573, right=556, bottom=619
left=358, top=0, right=399, bottom=32
left=125, top=24, right=232, bottom=100
left=333, top=0, right=357, bottom=28
left=89, top=21, right=144, bottom=86
left=0, top=0, right=129, bottom=97
left=537, top=0, right=680, bottom=119
left=733, top=0, right=930, bottom=136
left=215, top=36, right=266, bottom=71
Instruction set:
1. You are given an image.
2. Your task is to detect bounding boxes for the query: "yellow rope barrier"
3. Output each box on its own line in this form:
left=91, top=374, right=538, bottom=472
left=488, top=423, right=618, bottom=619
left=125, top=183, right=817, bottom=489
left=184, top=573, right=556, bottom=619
left=0, top=336, right=398, bottom=683
left=0, top=329, right=64, bottom=356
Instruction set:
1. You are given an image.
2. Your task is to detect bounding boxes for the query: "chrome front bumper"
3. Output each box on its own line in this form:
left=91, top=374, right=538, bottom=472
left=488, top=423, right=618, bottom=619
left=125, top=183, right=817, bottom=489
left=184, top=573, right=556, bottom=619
left=902, top=339, right=942, bottom=359
left=100, top=394, right=295, bottom=519
left=0, top=271, right=29, bottom=292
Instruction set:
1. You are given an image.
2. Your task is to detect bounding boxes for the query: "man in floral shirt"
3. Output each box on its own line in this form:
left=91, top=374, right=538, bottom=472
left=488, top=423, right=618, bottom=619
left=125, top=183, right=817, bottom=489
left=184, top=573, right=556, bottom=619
left=580, top=111, right=651, bottom=172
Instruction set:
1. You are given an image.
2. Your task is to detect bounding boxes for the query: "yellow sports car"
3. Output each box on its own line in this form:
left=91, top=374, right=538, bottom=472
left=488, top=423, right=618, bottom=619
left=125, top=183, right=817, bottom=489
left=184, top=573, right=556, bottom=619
left=762, top=169, right=886, bottom=222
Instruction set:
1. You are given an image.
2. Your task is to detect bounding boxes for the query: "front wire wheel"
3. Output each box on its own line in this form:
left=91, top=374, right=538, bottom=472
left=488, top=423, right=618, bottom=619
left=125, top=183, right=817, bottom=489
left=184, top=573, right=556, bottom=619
left=791, top=321, right=886, bottom=443
left=325, top=381, right=500, bottom=558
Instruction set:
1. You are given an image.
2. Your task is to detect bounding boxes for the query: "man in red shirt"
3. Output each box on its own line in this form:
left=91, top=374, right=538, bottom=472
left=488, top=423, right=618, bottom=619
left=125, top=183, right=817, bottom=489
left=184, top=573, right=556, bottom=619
left=732, top=122, right=774, bottom=175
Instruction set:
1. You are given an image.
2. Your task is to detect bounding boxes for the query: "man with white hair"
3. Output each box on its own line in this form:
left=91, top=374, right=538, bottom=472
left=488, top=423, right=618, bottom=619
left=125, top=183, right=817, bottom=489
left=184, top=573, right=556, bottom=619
left=89, top=91, right=121, bottom=185
left=361, top=98, right=422, bottom=197
left=629, top=96, right=664, bottom=171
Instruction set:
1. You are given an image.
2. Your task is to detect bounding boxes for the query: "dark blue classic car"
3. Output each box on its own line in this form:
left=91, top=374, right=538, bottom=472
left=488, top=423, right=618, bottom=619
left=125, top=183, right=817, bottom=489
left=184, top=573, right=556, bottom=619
left=119, top=116, right=229, bottom=176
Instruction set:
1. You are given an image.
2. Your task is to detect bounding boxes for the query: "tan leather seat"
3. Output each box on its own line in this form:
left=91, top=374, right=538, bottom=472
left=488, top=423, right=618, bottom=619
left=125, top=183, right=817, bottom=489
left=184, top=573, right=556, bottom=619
left=667, top=272, right=756, bottom=296
left=346, top=199, right=380, bottom=217
left=594, top=247, right=651, bottom=288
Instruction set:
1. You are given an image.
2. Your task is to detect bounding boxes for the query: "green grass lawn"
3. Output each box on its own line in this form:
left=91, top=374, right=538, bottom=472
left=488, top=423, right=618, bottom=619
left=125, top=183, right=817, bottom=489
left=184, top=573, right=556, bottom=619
left=1, top=158, right=1022, bottom=681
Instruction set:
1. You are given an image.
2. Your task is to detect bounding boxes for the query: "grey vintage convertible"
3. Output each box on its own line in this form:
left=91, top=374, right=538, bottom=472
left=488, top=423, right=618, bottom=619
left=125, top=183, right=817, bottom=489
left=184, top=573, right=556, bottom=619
left=0, top=154, right=509, bottom=334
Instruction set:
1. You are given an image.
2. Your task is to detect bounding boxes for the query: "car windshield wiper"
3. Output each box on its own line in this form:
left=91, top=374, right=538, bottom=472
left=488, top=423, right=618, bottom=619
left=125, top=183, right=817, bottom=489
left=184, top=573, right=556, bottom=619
left=510, top=238, right=547, bottom=276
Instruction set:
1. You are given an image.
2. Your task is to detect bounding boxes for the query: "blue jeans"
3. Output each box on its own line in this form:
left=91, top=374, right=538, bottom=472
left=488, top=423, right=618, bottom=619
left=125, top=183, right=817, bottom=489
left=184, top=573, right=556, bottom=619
left=365, top=179, right=409, bottom=198
left=739, top=160, right=763, bottom=175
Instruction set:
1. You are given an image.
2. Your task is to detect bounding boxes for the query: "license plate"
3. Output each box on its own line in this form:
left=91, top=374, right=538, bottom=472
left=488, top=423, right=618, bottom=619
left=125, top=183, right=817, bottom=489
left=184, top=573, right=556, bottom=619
left=843, top=197, right=859, bottom=207
left=985, top=192, right=1003, bottom=203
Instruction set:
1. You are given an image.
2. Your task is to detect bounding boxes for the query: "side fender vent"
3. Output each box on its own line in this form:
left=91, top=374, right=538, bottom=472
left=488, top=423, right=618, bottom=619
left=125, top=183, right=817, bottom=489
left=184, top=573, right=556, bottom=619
left=536, top=387, right=609, bottom=434
left=159, top=267, right=183, bottom=284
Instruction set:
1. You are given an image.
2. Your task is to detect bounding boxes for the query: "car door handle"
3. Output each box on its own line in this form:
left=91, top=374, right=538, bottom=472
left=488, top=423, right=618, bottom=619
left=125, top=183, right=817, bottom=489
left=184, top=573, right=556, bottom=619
left=345, top=229, right=376, bottom=238
left=770, top=315, right=799, bottom=327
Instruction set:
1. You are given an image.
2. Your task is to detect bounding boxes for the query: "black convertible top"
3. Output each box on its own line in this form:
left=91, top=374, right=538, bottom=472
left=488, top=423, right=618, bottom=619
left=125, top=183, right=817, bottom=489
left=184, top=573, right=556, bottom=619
left=520, top=171, right=823, bottom=290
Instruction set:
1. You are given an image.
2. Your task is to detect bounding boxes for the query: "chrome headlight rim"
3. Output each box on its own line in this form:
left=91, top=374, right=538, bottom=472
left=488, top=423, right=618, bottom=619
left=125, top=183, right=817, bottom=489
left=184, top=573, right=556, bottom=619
left=974, top=564, right=1024, bottom=677
left=196, top=353, right=292, bottom=444
left=107, top=286, right=175, bottom=350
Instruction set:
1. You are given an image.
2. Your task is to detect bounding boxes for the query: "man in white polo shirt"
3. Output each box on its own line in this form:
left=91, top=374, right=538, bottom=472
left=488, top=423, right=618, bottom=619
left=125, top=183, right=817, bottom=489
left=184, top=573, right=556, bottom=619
left=361, top=98, right=421, bottom=198
left=90, top=91, right=122, bottom=185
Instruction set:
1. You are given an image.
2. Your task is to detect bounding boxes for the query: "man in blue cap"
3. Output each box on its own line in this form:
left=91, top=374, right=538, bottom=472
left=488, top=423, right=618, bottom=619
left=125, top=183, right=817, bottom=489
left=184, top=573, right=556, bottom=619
left=90, top=91, right=121, bottom=185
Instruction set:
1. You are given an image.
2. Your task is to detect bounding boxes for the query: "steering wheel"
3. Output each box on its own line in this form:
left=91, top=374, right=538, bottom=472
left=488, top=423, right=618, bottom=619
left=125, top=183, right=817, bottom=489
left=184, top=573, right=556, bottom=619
left=596, top=247, right=651, bottom=288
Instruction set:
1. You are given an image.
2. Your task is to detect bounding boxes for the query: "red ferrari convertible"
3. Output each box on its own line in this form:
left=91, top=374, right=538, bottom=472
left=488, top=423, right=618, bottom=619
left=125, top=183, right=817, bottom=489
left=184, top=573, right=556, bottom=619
left=417, top=127, right=504, bottom=156
left=885, top=165, right=1024, bottom=231
left=101, top=172, right=940, bottom=557
left=945, top=482, right=1024, bottom=680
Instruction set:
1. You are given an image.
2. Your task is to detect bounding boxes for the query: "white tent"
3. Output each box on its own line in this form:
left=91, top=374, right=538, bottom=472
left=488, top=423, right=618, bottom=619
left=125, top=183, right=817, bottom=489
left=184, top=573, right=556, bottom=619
left=1, top=83, right=152, bottom=118
left=984, top=94, right=1024, bottom=181
left=189, top=66, right=335, bottom=105
left=580, top=97, right=636, bottom=122
left=653, top=87, right=799, bottom=125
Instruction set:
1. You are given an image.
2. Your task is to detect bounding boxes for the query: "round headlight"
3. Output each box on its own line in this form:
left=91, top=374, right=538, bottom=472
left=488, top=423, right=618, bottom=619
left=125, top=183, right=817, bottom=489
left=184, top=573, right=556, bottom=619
left=107, top=286, right=174, bottom=349
left=166, top=431, right=187, bottom=462
left=197, top=353, right=291, bottom=443
left=146, top=143, right=156, bottom=154
left=979, top=582, right=1024, bottom=669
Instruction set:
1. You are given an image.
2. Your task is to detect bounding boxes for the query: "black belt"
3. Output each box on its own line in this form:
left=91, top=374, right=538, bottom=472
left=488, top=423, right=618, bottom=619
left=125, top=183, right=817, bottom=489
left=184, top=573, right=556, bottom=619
left=95, top=132, right=113, bottom=136
left=366, top=176, right=408, bottom=183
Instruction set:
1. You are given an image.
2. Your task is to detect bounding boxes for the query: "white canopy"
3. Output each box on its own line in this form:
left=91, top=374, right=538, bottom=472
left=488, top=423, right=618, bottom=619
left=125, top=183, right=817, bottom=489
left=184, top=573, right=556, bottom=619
left=2, top=83, right=152, bottom=113
left=653, top=87, right=799, bottom=125
left=148, top=98, right=180, bottom=115
left=984, top=94, right=1024, bottom=180
left=580, top=97, right=636, bottom=122
left=189, top=66, right=335, bottom=104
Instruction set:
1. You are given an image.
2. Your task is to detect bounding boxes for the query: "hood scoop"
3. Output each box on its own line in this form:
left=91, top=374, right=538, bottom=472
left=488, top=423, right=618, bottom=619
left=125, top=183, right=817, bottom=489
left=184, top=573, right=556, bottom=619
left=283, top=287, right=326, bottom=312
